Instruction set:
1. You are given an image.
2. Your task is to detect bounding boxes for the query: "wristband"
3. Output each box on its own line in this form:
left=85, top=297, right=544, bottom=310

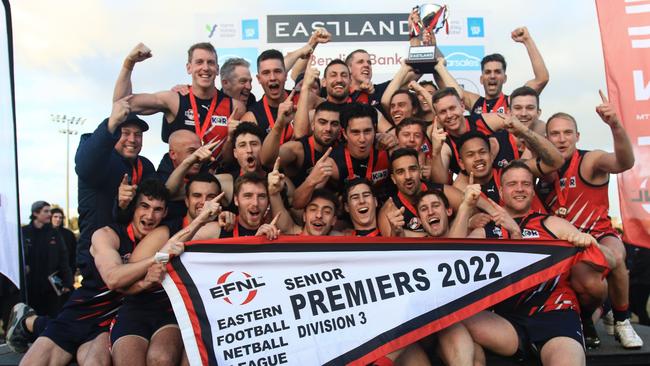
left=154, top=252, right=171, bottom=264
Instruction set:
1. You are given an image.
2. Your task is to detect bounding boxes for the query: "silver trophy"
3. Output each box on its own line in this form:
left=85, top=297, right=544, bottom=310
left=406, top=4, right=449, bottom=73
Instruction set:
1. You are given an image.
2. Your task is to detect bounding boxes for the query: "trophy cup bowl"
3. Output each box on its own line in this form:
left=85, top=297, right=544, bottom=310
left=406, top=3, right=448, bottom=74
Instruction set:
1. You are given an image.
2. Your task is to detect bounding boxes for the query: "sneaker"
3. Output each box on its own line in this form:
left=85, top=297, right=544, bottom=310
left=614, top=319, right=644, bottom=349
left=583, top=316, right=601, bottom=349
left=6, top=303, right=35, bottom=353
left=603, top=310, right=615, bottom=336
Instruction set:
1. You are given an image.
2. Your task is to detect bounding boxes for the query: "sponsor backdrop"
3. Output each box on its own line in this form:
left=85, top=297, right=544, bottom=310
left=163, top=236, right=587, bottom=366
left=596, top=0, right=650, bottom=248
left=195, top=5, right=487, bottom=97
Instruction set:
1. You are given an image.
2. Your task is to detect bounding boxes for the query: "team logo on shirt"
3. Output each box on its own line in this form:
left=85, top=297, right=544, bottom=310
left=559, top=177, right=577, bottom=189
left=407, top=217, right=422, bottom=231
left=491, top=226, right=503, bottom=237
left=183, top=109, right=228, bottom=127
left=372, top=169, right=388, bottom=183
left=209, top=271, right=266, bottom=305
left=521, top=229, right=540, bottom=238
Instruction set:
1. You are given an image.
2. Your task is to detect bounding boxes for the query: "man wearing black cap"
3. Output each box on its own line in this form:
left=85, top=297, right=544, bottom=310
left=74, top=98, right=156, bottom=284
left=21, top=201, right=73, bottom=317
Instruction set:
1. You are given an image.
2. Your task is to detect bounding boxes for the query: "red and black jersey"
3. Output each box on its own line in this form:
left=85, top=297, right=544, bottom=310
left=390, top=182, right=443, bottom=232
left=469, top=93, right=510, bottom=121
left=219, top=219, right=259, bottom=238
left=289, top=136, right=329, bottom=188
left=465, top=169, right=547, bottom=213
left=248, top=93, right=295, bottom=143
left=352, top=228, right=381, bottom=237
left=68, top=223, right=138, bottom=324
left=491, top=212, right=608, bottom=316
left=469, top=114, right=520, bottom=169
left=536, top=149, right=614, bottom=236
left=332, top=144, right=390, bottom=188
left=163, top=90, right=233, bottom=156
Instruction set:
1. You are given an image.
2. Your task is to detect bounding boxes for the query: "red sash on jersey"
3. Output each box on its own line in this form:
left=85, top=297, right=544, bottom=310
left=263, top=94, right=294, bottom=144
left=126, top=223, right=137, bottom=247
left=131, top=158, right=143, bottom=185
left=308, top=136, right=317, bottom=165
left=189, top=87, right=218, bottom=140
left=482, top=93, right=508, bottom=114
left=350, top=89, right=370, bottom=104
left=182, top=216, right=190, bottom=229
left=397, top=183, right=428, bottom=217
left=344, top=147, right=375, bottom=181
left=553, top=150, right=580, bottom=217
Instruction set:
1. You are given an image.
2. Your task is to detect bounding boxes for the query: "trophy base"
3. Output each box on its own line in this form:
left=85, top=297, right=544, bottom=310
left=406, top=45, right=438, bottom=74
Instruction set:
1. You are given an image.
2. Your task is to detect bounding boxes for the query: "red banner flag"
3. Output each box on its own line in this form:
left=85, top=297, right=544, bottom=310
left=596, top=0, right=650, bottom=248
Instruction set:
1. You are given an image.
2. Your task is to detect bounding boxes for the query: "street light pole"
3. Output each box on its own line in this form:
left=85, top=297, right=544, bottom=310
left=51, top=114, right=86, bottom=228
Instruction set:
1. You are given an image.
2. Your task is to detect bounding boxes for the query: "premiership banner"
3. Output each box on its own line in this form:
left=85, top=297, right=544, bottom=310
left=163, top=236, right=585, bottom=366
left=596, top=0, right=650, bottom=247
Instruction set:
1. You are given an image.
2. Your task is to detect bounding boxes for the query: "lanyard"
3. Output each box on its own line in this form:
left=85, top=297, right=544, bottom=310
left=131, top=158, right=143, bottom=185
left=182, top=216, right=190, bottom=229
left=308, top=136, right=316, bottom=165
left=553, top=150, right=580, bottom=217
left=263, top=94, right=292, bottom=144
left=126, top=223, right=136, bottom=247
left=344, top=147, right=374, bottom=180
left=482, top=93, right=507, bottom=114
left=188, top=87, right=218, bottom=140
left=397, top=191, right=418, bottom=217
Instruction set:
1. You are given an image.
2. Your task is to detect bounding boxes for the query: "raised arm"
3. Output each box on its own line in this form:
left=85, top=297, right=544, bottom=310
left=293, top=67, right=320, bottom=139
left=380, top=62, right=414, bottom=117
left=268, top=158, right=301, bottom=234
left=589, top=90, right=635, bottom=175
left=165, top=142, right=217, bottom=199
left=503, top=115, right=563, bottom=176
left=292, top=147, right=333, bottom=209
left=114, top=43, right=177, bottom=116
left=512, top=27, right=549, bottom=94
left=260, top=91, right=295, bottom=167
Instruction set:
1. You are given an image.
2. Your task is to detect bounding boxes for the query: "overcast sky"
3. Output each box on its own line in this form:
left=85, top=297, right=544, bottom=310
left=10, top=0, right=620, bottom=224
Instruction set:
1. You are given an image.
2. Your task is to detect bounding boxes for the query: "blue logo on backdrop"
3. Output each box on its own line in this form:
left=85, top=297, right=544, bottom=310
left=242, top=19, right=259, bottom=40
left=467, top=18, right=484, bottom=38
left=439, top=46, right=484, bottom=71
left=216, top=47, right=259, bottom=74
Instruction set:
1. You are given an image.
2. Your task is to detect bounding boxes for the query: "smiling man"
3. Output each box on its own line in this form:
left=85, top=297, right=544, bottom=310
left=113, top=42, right=245, bottom=160
left=343, top=178, right=380, bottom=237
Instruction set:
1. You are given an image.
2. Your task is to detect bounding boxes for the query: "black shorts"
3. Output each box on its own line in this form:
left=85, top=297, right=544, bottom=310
left=503, top=310, right=584, bottom=358
left=109, top=299, right=177, bottom=345
left=41, top=304, right=116, bottom=356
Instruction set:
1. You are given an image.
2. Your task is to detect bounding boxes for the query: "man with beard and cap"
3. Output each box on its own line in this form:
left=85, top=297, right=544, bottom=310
left=268, top=159, right=339, bottom=236
left=342, top=178, right=380, bottom=237
left=456, top=161, right=614, bottom=366
left=9, top=180, right=185, bottom=366
left=75, top=98, right=156, bottom=290
left=261, top=100, right=341, bottom=188
left=536, top=92, right=641, bottom=349
left=450, top=27, right=548, bottom=121
left=218, top=173, right=281, bottom=239
left=113, top=42, right=245, bottom=160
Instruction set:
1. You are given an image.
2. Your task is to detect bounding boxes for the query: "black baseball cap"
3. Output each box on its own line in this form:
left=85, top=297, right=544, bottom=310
left=121, top=113, right=149, bottom=132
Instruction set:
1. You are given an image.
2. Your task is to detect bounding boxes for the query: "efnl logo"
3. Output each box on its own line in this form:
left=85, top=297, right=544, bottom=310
left=467, top=17, right=484, bottom=38
left=210, top=271, right=265, bottom=305
left=439, top=46, right=484, bottom=71
left=242, top=19, right=259, bottom=40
